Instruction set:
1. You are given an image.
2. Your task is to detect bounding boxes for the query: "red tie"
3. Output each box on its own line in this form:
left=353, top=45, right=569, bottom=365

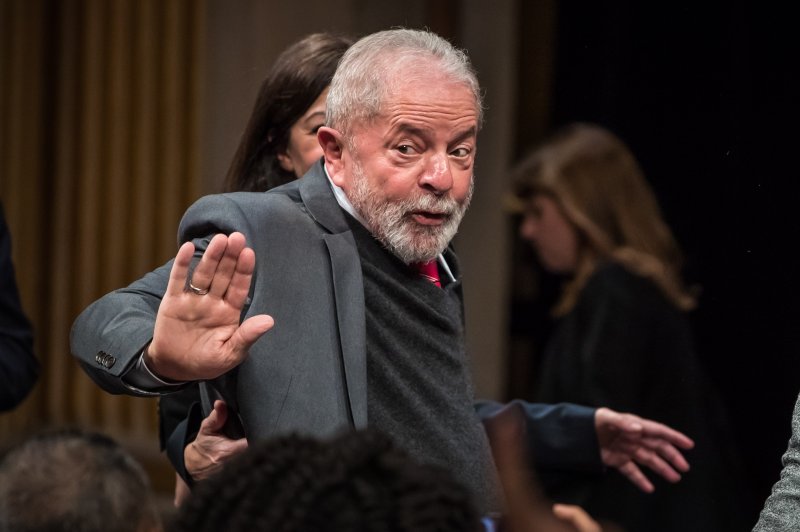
left=414, top=260, right=441, bottom=287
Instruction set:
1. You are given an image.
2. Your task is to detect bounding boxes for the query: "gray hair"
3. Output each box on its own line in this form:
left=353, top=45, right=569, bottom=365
left=326, top=28, right=483, bottom=135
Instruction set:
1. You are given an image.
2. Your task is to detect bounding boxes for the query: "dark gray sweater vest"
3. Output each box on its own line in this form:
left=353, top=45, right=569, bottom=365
left=347, top=216, right=497, bottom=511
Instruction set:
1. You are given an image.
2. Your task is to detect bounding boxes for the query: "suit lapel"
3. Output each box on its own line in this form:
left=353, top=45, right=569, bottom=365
left=301, top=162, right=368, bottom=429
left=323, top=233, right=367, bottom=429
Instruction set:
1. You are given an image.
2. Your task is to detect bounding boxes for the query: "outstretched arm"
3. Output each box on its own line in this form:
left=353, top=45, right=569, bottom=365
left=476, top=400, right=601, bottom=473
left=478, top=400, right=694, bottom=492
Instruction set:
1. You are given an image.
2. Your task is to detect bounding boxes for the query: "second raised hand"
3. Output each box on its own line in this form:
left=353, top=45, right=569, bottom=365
left=146, top=232, right=274, bottom=382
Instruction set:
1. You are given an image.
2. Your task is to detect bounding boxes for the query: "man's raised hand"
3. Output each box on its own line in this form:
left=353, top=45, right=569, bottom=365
left=145, top=232, right=274, bottom=381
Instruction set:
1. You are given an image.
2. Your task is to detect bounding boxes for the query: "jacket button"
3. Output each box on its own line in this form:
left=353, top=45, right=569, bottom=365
left=96, top=351, right=115, bottom=368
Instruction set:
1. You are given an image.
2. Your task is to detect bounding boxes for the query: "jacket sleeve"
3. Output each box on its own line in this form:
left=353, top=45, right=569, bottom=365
left=475, top=399, right=603, bottom=473
left=69, top=258, right=177, bottom=396
left=69, top=193, right=257, bottom=396
left=165, top=399, right=204, bottom=486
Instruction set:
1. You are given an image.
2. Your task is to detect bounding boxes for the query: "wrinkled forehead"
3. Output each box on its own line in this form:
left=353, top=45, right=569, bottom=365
left=391, top=55, right=477, bottom=97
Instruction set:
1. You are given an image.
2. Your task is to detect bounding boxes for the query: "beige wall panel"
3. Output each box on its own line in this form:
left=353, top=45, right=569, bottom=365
left=456, top=0, right=518, bottom=400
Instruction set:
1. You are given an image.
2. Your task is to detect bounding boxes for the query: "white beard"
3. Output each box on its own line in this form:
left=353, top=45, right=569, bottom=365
left=347, top=158, right=474, bottom=264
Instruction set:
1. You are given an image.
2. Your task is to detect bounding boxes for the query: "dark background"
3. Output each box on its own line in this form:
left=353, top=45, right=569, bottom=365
left=509, top=2, right=800, bottom=524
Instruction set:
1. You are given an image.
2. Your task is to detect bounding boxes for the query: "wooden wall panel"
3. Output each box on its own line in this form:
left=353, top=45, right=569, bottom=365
left=0, top=2, right=204, bottom=487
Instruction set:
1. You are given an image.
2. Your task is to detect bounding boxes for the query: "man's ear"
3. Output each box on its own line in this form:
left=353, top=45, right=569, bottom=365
left=318, top=126, right=347, bottom=187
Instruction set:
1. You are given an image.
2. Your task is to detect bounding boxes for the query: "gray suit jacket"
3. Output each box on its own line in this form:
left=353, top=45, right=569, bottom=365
left=71, top=162, right=600, bottom=469
left=72, top=162, right=367, bottom=440
left=754, top=391, right=800, bottom=531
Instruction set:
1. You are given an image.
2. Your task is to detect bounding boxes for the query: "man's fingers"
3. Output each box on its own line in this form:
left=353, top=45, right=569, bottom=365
left=633, top=446, right=682, bottom=483
left=617, top=461, right=654, bottom=493
left=639, top=419, right=695, bottom=450
left=223, top=246, right=257, bottom=309
left=641, top=436, right=691, bottom=472
left=553, top=504, right=601, bottom=532
left=166, top=242, right=196, bottom=296
left=188, top=234, right=229, bottom=293
left=208, top=233, right=248, bottom=298
left=229, top=437, right=249, bottom=454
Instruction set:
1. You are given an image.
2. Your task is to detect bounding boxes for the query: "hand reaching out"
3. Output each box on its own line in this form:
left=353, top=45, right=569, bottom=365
left=594, top=407, right=694, bottom=493
left=146, top=232, right=274, bottom=381
left=185, top=400, right=249, bottom=481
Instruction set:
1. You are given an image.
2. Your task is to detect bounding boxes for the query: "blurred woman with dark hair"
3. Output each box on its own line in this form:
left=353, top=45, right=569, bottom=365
left=223, top=32, right=352, bottom=193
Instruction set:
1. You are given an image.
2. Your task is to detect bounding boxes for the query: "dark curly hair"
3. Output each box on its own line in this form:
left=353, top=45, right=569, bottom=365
left=171, top=429, right=481, bottom=532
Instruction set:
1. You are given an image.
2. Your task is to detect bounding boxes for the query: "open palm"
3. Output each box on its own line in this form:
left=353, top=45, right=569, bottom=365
left=146, top=232, right=274, bottom=381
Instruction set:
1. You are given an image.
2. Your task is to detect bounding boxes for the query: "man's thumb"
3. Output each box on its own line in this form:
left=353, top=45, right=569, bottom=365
left=202, top=400, right=228, bottom=432
left=233, top=314, right=274, bottom=352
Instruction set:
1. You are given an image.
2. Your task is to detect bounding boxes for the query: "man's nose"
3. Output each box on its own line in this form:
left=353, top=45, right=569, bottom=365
left=419, top=153, right=453, bottom=194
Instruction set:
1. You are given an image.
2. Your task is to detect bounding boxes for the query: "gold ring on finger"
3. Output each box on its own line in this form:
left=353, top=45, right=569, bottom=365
left=188, top=281, right=209, bottom=296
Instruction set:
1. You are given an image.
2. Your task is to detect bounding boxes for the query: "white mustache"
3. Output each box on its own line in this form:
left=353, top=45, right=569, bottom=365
left=400, top=193, right=460, bottom=216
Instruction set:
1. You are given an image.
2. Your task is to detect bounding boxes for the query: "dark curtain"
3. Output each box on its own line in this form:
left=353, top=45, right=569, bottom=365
left=510, top=1, right=800, bottom=525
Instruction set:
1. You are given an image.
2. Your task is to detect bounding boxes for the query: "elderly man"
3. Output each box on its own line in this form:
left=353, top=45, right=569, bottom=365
left=71, top=29, right=692, bottom=510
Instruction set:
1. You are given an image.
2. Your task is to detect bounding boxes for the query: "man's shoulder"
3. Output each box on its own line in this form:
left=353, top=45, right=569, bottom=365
left=178, top=184, right=315, bottom=241
left=190, top=184, right=304, bottom=218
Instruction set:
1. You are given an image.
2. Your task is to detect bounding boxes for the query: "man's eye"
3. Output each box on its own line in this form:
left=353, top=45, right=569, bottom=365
left=397, top=145, right=414, bottom=155
left=451, top=147, right=471, bottom=157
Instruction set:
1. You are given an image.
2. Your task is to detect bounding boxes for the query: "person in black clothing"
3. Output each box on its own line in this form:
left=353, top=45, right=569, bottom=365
left=0, top=203, right=38, bottom=412
left=512, top=122, right=747, bottom=531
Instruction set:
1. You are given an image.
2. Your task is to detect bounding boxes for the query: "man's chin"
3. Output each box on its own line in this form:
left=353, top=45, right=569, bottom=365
left=387, top=234, right=450, bottom=264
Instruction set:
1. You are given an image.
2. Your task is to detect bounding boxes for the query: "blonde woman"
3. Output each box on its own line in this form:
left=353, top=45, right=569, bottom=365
left=513, top=123, right=745, bottom=532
